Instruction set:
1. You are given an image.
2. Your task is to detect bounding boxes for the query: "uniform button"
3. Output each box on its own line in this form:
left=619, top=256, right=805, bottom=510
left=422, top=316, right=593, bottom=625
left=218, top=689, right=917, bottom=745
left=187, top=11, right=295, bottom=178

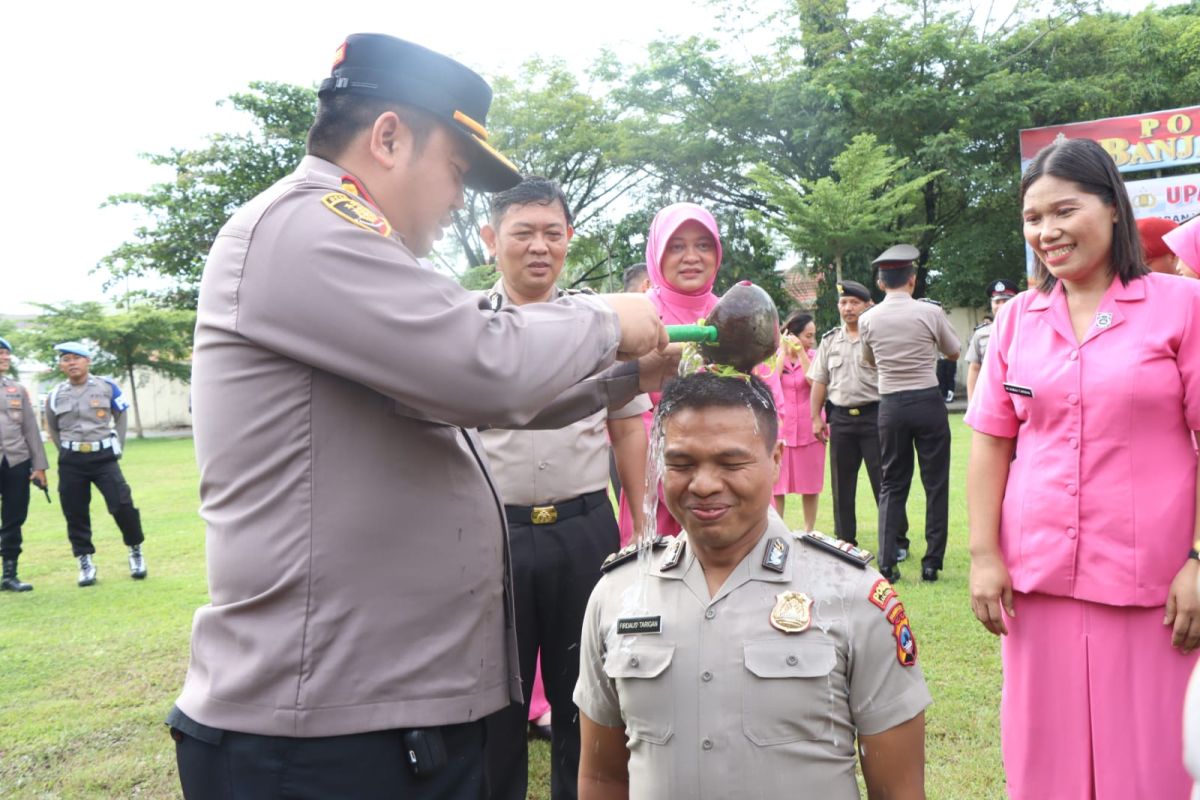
left=629, top=656, right=640, bottom=667
left=1069, top=350, right=1078, bottom=361
left=538, top=462, right=548, bottom=470
left=701, top=738, right=714, bottom=751
left=704, top=609, right=716, bottom=620
left=1069, top=438, right=1078, bottom=449
left=1067, top=484, right=1077, bottom=496
left=786, top=655, right=798, bottom=666
left=701, top=671, right=713, bottom=682
left=1067, top=527, right=1077, bottom=539
left=1067, top=394, right=1079, bottom=405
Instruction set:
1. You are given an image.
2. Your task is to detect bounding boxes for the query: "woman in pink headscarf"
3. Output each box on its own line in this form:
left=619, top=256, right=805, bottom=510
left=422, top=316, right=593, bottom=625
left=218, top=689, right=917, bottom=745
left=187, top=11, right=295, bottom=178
left=1165, top=216, right=1200, bottom=280
left=617, top=203, right=724, bottom=545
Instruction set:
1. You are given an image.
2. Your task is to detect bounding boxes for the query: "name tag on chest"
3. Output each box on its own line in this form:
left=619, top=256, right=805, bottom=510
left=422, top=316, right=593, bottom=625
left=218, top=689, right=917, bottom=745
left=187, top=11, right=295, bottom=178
left=1003, top=382, right=1034, bottom=398
left=617, top=616, right=662, bottom=635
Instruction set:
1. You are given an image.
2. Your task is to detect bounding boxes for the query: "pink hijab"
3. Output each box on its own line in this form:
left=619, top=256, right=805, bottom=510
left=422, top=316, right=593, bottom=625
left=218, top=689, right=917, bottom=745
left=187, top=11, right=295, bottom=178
left=1164, top=217, right=1200, bottom=272
left=645, top=203, right=724, bottom=324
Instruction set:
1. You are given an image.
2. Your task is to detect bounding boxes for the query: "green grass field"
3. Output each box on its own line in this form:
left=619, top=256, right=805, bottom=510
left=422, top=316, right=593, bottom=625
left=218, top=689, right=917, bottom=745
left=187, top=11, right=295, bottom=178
left=0, top=418, right=1004, bottom=798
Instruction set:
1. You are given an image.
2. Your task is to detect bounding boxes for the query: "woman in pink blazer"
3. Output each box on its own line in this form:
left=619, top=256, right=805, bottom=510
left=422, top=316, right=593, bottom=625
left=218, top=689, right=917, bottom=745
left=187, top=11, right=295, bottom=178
left=773, top=311, right=826, bottom=530
left=966, top=138, right=1200, bottom=799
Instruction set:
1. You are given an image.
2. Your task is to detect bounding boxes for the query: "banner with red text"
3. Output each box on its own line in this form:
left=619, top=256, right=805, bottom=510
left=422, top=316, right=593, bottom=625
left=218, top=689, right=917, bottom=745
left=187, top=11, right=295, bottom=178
left=1020, top=106, right=1200, bottom=174
left=1124, top=173, right=1200, bottom=223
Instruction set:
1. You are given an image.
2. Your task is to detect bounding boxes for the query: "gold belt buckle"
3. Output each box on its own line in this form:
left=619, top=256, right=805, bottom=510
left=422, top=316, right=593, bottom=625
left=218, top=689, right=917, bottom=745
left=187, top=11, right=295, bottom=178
left=79, top=443, right=93, bottom=453
left=849, top=408, right=861, bottom=416
left=531, top=505, right=558, bottom=525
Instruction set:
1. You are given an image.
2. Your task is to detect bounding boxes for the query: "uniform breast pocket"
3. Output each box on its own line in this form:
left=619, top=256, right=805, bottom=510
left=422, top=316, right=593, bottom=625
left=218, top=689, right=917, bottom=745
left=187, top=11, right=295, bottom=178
left=827, top=355, right=844, bottom=371
left=603, top=641, right=675, bottom=746
left=742, top=637, right=837, bottom=745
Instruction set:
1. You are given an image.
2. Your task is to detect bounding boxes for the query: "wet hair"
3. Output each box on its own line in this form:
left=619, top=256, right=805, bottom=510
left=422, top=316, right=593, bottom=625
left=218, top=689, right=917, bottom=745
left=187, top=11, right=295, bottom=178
left=623, top=262, right=649, bottom=291
left=488, top=176, right=572, bottom=228
left=307, top=94, right=436, bottom=161
left=1020, top=138, right=1147, bottom=292
left=782, top=311, right=814, bottom=338
left=877, top=265, right=914, bottom=289
left=657, top=372, right=778, bottom=450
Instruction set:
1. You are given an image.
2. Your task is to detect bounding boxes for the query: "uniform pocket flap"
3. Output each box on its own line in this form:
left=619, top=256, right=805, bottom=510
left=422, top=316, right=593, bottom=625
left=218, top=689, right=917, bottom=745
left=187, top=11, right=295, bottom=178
left=744, top=639, right=835, bottom=679
left=604, top=642, right=676, bottom=679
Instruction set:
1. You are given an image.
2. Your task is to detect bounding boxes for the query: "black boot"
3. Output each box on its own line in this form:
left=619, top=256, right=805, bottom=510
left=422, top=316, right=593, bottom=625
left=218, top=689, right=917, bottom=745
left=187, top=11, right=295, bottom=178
left=1, top=558, right=32, bottom=592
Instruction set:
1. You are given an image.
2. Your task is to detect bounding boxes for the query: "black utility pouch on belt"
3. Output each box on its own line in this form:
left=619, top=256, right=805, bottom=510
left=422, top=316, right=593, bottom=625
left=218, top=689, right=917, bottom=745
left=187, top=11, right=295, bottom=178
left=403, top=728, right=448, bottom=777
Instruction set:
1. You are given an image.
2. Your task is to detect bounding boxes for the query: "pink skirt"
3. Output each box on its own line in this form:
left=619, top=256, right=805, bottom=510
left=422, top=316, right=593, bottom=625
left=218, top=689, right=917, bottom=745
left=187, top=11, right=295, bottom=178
left=773, top=441, right=826, bottom=495
left=1001, top=592, right=1197, bottom=799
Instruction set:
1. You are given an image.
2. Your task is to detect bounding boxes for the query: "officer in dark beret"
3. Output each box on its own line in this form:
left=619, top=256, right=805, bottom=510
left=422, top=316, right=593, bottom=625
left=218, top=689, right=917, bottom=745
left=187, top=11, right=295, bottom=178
left=168, top=33, right=671, bottom=799
left=858, top=246, right=960, bottom=583
left=965, top=279, right=1019, bottom=402
left=808, top=280, right=908, bottom=552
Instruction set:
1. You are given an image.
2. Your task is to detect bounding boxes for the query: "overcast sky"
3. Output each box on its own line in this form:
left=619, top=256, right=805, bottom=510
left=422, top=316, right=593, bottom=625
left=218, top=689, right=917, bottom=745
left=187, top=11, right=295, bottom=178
left=0, top=0, right=1172, bottom=315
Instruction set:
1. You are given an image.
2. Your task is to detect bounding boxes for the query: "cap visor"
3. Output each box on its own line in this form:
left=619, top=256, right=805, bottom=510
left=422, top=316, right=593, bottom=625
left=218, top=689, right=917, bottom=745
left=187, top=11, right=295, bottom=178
left=457, top=131, right=521, bottom=192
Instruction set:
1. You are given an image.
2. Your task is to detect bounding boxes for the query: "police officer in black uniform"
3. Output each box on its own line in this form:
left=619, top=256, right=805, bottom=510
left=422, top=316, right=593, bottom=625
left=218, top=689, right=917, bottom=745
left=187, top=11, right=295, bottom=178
left=44, top=342, right=146, bottom=586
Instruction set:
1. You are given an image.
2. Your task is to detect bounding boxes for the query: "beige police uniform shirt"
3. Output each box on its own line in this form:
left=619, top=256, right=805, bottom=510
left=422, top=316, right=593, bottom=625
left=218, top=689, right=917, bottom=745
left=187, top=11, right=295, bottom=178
left=807, top=326, right=881, bottom=407
left=45, top=377, right=128, bottom=450
left=965, top=321, right=992, bottom=365
left=0, top=375, right=47, bottom=470
left=859, top=293, right=961, bottom=394
left=482, top=281, right=651, bottom=505
left=180, top=155, right=641, bottom=738
left=574, top=514, right=931, bottom=799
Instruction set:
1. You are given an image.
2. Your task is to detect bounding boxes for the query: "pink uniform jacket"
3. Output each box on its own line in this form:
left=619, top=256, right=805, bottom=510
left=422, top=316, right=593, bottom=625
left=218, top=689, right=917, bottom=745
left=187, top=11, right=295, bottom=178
left=965, top=272, right=1200, bottom=607
left=777, top=352, right=819, bottom=447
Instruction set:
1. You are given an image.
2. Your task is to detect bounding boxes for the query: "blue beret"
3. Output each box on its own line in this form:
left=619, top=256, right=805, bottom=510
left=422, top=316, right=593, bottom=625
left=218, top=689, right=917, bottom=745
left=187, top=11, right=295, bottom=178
left=54, top=341, right=91, bottom=358
left=0, top=337, right=11, bottom=352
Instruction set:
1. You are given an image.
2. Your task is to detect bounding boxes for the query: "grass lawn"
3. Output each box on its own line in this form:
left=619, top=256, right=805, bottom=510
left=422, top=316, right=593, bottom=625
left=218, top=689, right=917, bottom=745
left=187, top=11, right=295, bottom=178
left=0, top=417, right=1004, bottom=798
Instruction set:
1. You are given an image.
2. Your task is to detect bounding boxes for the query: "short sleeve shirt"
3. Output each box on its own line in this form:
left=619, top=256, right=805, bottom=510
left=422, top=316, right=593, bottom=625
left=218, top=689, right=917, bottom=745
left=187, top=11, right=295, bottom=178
left=859, top=294, right=961, bottom=393
left=964, top=321, right=993, bottom=365
left=46, top=377, right=126, bottom=442
left=807, top=327, right=881, bottom=407
left=574, top=516, right=931, bottom=799
left=965, top=273, right=1200, bottom=606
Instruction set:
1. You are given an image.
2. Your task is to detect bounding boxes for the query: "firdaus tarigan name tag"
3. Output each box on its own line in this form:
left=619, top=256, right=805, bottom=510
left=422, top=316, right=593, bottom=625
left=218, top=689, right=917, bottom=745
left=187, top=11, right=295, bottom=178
left=617, top=616, right=662, bottom=635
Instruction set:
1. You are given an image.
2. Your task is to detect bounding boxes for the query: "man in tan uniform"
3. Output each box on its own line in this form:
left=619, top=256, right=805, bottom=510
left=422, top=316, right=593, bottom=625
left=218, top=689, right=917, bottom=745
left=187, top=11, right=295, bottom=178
left=479, top=177, right=650, bottom=800
left=575, top=372, right=930, bottom=800
left=0, top=337, right=46, bottom=592
left=170, top=35, right=670, bottom=799
left=964, top=278, right=1017, bottom=402
left=808, top=280, right=907, bottom=552
left=859, top=245, right=960, bottom=583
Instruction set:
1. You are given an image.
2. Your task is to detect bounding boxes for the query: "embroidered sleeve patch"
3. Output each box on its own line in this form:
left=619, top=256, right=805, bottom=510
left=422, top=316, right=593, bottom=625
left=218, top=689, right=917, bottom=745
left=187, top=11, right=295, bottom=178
left=886, top=602, right=918, bottom=667
left=322, top=192, right=392, bottom=237
left=868, top=578, right=897, bottom=611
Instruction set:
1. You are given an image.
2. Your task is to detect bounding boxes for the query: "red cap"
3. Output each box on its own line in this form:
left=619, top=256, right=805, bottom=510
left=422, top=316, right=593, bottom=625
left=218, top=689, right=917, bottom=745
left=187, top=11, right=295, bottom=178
left=1137, top=217, right=1180, bottom=260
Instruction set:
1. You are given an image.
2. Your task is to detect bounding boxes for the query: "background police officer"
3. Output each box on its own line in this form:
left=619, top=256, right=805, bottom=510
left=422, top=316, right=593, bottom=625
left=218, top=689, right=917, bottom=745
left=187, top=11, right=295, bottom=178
left=808, top=281, right=908, bottom=552
left=0, top=337, right=47, bottom=592
left=859, top=246, right=960, bottom=583
left=965, top=279, right=1018, bottom=402
left=44, top=342, right=146, bottom=586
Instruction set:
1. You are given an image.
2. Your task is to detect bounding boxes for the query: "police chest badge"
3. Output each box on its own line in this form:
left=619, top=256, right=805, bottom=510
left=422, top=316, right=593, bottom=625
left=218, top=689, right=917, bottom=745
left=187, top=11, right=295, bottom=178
left=770, top=591, right=812, bottom=634
left=321, top=192, right=393, bottom=238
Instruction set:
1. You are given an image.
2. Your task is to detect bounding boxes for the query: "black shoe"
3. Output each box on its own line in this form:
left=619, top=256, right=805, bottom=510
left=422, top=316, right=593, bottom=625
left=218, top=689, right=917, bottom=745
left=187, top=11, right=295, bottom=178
left=77, top=554, right=97, bottom=587
left=879, top=565, right=901, bottom=582
left=529, top=722, right=552, bottom=742
left=896, top=547, right=908, bottom=563
left=921, top=567, right=939, bottom=582
left=0, top=558, right=32, bottom=592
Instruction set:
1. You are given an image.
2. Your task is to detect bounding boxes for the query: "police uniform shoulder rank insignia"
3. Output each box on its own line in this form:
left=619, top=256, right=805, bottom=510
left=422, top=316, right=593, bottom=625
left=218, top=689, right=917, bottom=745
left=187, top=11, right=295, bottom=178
left=886, top=602, right=918, bottom=666
left=797, top=531, right=874, bottom=568
left=821, top=327, right=839, bottom=339
left=762, top=537, right=788, bottom=573
left=974, top=321, right=989, bottom=331
left=868, top=577, right=897, bottom=611
left=321, top=192, right=393, bottom=238
left=660, top=536, right=685, bottom=571
left=770, top=591, right=812, bottom=633
left=918, top=297, right=942, bottom=307
left=601, top=537, right=668, bottom=573
left=1095, top=311, right=1113, bottom=328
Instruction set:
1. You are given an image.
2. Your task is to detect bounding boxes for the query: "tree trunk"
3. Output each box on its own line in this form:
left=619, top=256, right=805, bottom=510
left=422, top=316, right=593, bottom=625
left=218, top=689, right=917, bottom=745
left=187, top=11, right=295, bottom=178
left=834, top=252, right=844, bottom=286
left=126, top=366, right=145, bottom=439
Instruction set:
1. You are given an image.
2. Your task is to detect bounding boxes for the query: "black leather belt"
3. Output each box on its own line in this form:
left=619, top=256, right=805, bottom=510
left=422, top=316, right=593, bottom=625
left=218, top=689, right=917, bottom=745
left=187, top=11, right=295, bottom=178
left=828, top=401, right=879, bottom=417
left=505, top=489, right=608, bottom=526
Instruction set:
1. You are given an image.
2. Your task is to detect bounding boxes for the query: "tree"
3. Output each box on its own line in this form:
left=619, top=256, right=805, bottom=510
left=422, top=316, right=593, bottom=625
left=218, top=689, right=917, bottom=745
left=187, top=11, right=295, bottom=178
left=20, top=303, right=195, bottom=439
left=751, top=133, right=941, bottom=286
left=100, top=82, right=316, bottom=308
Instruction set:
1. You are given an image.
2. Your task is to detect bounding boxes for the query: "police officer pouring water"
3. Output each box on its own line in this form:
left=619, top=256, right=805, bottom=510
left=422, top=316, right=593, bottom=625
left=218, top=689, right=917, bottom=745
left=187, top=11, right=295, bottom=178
left=808, top=281, right=908, bottom=551
left=45, top=342, right=146, bottom=586
left=859, top=246, right=960, bottom=583
left=0, top=337, right=47, bottom=593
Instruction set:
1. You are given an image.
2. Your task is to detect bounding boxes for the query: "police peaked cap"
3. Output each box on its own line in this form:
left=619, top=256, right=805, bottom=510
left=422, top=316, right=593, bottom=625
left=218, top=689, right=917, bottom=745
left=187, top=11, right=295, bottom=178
left=988, top=279, right=1018, bottom=299
left=318, top=33, right=521, bottom=193
left=837, top=280, right=871, bottom=302
left=0, top=336, right=10, bottom=352
left=872, top=244, right=920, bottom=267
left=54, top=341, right=90, bottom=358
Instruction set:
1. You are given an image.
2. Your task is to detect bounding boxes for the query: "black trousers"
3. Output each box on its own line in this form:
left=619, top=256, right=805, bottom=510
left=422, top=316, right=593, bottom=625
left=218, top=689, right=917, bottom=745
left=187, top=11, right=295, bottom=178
left=485, top=491, right=618, bottom=800
left=937, top=359, right=957, bottom=396
left=877, top=388, right=951, bottom=571
left=0, top=457, right=31, bottom=560
left=58, top=450, right=143, bottom=556
left=170, top=707, right=486, bottom=800
left=826, top=405, right=908, bottom=548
